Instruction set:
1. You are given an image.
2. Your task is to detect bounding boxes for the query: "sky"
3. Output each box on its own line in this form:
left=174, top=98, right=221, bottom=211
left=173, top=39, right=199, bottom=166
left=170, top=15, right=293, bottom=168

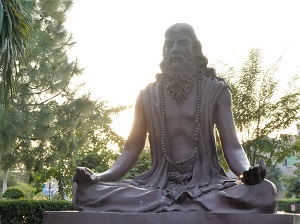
left=65, top=0, right=300, bottom=138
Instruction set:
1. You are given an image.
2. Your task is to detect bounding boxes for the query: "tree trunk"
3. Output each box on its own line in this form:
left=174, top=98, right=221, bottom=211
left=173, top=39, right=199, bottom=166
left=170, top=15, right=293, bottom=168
left=2, top=169, right=8, bottom=193
left=58, top=178, right=64, bottom=200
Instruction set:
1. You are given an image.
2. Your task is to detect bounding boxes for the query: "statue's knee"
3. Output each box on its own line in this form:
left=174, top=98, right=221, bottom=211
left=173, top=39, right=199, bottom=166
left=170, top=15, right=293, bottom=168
left=256, top=179, right=277, bottom=213
left=261, top=179, right=277, bottom=195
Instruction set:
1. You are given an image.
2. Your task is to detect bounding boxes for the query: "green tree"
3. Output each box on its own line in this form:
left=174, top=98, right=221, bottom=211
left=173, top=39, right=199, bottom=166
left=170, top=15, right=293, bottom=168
left=77, top=149, right=119, bottom=174
left=283, top=162, right=300, bottom=198
left=219, top=49, right=300, bottom=167
left=125, top=146, right=151, bottom=178
left=0, top=170, right=18, bottom=192
left=0, top=0, right=126, bottom=198
left=0, top=106, right=23, bottom=192
left=0, top=0, right=32, bottom=106
left=266, top=166, right=284, bottom=195
left=281, top=136, right=300, bottom=198
left=31, top=100, right=126, bottom=198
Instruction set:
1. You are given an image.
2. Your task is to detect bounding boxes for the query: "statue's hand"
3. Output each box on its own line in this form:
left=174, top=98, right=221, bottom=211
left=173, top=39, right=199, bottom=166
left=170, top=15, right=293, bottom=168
left=240, top=158, right=267, bottom=185
left=73, top=167, right=102, bottom=186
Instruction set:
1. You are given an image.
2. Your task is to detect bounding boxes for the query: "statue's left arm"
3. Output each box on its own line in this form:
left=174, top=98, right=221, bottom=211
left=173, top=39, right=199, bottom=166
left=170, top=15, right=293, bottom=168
left=215, top=88, right=265, bottom=185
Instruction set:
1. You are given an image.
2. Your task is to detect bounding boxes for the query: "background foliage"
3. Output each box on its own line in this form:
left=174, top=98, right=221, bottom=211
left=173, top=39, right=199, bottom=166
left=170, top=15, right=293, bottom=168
left=0, top=0, right=125, bottom=198
left=277, top=199, right=300, bottom=213
left=0, top=0, right=32, bottom=106
left=125, top=146, right=151, bottom=178
left=0, top=200, right=75, bottom=224
left=218, top=48, right=300, bottom=167
left=282, top=162, right=300, bottom=198
left=3, top=187, right=24, bottom=199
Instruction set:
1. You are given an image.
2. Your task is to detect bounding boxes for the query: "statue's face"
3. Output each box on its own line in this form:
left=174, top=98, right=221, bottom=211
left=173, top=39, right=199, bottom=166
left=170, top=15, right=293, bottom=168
left=164, top=31, right=193, bottom=62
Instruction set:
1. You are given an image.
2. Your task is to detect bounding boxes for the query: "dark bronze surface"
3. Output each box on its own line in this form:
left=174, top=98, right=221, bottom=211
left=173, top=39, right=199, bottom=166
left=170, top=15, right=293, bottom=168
left=44, top=211, right=300, bottom=224
left=72, top=23, right=277, bottom=213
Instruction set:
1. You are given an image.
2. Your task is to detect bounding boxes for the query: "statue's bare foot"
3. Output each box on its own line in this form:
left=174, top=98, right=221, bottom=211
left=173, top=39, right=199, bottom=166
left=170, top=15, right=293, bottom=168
left=73, top=167, right=101, bottom=187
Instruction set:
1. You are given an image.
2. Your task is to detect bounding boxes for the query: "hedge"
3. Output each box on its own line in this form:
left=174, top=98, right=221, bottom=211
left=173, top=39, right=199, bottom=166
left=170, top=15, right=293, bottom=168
left=0, top=200, right=76, bottom=224
left=278, top=199, right=300, bottom=213
left=0, top=199, right=299, bottom=223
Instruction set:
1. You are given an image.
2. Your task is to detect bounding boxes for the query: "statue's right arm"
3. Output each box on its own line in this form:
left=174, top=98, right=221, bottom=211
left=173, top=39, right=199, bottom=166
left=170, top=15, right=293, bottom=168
left=99, top=93, right=147, bottom=182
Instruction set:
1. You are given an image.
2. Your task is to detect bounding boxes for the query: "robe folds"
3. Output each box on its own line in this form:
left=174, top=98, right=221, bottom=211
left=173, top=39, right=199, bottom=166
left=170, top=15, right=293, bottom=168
left=73, top=75, right=277, bottom=213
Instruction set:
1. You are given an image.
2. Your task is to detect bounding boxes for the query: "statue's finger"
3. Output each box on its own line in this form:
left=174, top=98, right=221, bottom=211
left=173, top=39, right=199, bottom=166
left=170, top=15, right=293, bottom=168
left=75, top=167, right=85, bottom=173
left=248, top=167, right=257, bottom=185
left=259, top=158, right=267, bottom=179
left=253, top=166, right=262, bottom=184
left=84, top=167, right=93, bottom=175
left=242, top=170, right=249, bottom=184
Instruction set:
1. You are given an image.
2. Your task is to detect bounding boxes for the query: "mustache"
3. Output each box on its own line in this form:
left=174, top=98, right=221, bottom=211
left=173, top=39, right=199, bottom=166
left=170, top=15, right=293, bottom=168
left=165, top=53, right=187, bottom=63
left=160, top=53, right=196, bottom=74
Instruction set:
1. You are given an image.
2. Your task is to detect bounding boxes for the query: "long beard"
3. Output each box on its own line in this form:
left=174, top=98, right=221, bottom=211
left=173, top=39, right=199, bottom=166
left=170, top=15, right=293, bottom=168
left=161, top=54, right=198, bottom=104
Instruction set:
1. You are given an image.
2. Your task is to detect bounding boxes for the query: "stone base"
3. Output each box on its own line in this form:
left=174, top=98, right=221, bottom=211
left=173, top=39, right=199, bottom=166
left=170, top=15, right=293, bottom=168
left=43, top=211, right=300, bottom=224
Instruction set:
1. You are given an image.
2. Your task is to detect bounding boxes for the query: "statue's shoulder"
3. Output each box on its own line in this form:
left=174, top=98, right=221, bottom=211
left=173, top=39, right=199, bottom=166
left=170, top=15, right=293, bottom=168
left=202, top=74, right=228, bottom=89
left=140, top=75, right=161, bottom=94
left=140, top=83, right=155, bottom=95
left=138, top=81, right=160, bottom=107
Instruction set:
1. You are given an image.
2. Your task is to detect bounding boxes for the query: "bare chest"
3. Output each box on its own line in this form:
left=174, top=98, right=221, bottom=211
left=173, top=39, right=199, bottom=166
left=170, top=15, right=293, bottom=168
left=162, top=87, right=198, bottom=173
left=163, top=86, right=197, bottom=128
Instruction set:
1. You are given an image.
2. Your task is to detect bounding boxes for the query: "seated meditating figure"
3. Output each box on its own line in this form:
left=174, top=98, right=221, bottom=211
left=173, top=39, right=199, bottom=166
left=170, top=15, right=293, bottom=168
left=73, top=23, right=277, bottom=213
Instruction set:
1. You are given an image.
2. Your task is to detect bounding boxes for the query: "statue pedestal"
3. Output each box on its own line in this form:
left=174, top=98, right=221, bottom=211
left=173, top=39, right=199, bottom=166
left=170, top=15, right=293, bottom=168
left=44, top=211, right=300, bottom=224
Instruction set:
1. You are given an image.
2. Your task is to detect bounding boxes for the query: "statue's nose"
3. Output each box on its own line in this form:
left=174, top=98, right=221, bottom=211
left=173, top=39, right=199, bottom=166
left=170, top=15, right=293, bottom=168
left=169, top=42, right=181, bottom=54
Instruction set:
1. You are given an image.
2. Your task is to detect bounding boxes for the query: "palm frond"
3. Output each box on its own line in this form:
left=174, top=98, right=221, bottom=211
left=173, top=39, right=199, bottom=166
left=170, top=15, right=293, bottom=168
left=0, top=0, right=32, bottom=107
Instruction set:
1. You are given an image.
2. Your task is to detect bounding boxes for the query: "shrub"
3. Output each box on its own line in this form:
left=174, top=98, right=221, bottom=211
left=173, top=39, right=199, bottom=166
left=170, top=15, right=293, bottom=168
left=32, top=192, right=47, bottom=200
left=278, top=199, right=300, bottom=213
left=14, top=182, right=36, bottom=199
left=0, top=200, right=75, bottom=224
left=3, top=187, right=25, bottom=199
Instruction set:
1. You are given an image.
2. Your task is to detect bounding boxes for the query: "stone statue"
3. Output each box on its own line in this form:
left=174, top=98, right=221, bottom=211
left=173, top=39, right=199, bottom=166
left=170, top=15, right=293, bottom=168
left=73, top=23, right=277, bottom=213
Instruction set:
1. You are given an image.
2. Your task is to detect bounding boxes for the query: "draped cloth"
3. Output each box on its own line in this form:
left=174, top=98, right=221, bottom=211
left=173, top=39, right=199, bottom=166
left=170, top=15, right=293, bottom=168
left=72, top=76, right=277, bottom=213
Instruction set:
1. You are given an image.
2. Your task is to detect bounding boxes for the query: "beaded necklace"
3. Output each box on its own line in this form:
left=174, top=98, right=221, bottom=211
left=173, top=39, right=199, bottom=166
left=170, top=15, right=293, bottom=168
left=159, top=75, right=202, bottom=165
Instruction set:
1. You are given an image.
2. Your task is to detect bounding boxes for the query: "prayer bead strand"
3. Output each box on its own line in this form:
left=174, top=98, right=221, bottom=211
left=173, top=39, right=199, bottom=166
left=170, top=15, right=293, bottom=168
left=159, top=75, right=202, bottom=165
